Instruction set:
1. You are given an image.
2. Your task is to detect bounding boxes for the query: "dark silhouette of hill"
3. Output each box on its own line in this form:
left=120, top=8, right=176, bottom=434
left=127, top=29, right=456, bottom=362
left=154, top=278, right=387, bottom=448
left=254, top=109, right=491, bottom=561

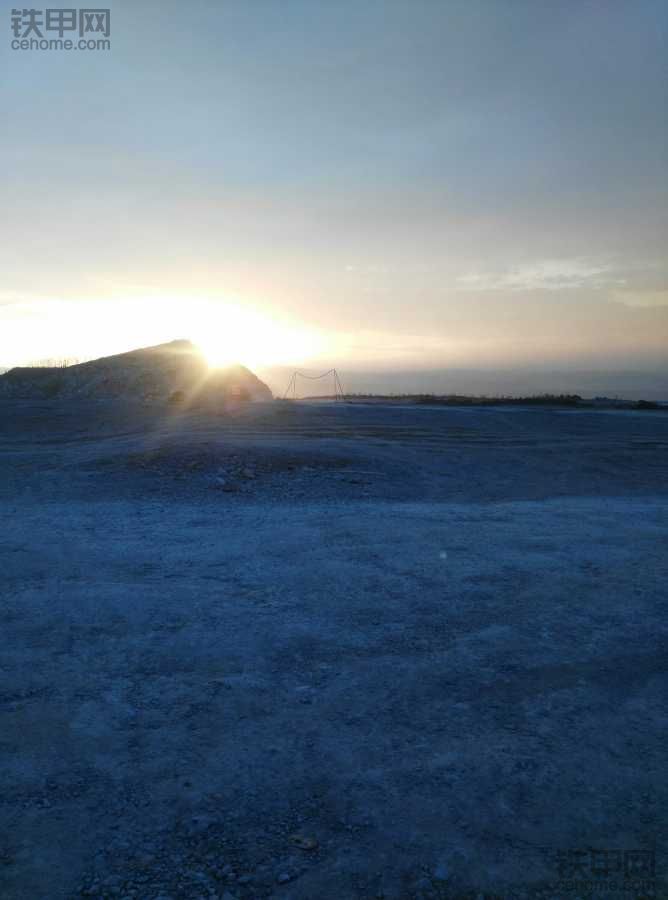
left=0, top=340, right=273, bottom=402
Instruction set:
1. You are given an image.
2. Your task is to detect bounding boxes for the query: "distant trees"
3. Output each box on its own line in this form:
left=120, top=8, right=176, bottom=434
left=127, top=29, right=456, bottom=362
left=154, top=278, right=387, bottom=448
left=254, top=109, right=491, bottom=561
left=25, top=357, right=80, bottom=368
left=339, top=392, right=584, bottom=406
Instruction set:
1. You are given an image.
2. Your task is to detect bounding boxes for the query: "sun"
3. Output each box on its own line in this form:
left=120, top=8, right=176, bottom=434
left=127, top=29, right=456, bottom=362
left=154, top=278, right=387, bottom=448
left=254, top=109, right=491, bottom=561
left=191, top=304, right=326, bottom=370
left=195, top=338, right=238, bottom=369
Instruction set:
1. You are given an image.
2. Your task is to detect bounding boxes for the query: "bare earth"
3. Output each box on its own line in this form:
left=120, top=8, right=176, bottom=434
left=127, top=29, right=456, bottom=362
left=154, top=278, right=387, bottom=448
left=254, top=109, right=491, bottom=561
left=1, top=399, right=667, bottom=899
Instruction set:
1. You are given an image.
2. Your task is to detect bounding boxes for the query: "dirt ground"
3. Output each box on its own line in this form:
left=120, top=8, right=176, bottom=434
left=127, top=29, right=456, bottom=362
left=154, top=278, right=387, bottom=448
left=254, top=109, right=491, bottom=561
left=1, top=399, right=667, bottom=900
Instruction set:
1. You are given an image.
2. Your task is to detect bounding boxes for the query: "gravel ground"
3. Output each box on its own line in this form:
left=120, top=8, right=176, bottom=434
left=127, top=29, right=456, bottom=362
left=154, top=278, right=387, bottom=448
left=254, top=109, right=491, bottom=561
left=1, top=399, right=667, bottom=899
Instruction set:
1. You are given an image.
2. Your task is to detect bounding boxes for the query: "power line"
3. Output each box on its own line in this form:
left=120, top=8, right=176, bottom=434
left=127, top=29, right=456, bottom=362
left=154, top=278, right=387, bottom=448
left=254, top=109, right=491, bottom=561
left=283, top=368, right=345, bottom=401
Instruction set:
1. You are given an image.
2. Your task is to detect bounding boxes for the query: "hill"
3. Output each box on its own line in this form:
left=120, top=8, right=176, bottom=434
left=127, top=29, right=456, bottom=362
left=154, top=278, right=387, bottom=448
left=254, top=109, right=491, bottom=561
left=0, top=340, right=273, bottom=402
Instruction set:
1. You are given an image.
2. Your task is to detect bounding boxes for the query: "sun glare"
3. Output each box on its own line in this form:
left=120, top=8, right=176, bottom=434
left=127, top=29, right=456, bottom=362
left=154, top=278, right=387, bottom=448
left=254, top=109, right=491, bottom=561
left=191, top=304, right=326, bottom=371
left=0, top=295, right=329, bottom=372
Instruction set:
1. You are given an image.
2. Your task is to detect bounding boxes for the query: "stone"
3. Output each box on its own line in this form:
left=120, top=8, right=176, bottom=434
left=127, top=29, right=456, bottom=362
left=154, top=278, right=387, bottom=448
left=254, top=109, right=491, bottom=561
left=290, top=834, right=318, bottom=851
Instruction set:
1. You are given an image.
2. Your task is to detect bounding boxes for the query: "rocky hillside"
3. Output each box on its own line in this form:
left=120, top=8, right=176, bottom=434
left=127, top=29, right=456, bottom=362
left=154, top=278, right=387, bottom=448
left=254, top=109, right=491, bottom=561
left=0, top=340, right=273, bottom=402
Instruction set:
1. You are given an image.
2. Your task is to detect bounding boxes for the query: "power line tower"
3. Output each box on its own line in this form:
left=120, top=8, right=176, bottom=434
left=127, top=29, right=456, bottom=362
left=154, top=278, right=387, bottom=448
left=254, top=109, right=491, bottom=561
left=283, top=368, right=345, bottom=401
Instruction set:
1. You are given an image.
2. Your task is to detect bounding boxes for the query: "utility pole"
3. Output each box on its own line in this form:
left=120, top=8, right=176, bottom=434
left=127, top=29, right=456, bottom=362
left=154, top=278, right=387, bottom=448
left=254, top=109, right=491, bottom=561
left=283, top=369, right=346, bottom=401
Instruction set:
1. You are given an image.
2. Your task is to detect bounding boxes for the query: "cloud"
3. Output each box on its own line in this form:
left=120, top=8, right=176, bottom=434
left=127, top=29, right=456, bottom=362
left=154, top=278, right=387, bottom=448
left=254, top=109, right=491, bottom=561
left=613, top=289, right=668, bottom=308
left=456, top=259, right=622, bottom=292
left=0, top=289, right=46, bottom=308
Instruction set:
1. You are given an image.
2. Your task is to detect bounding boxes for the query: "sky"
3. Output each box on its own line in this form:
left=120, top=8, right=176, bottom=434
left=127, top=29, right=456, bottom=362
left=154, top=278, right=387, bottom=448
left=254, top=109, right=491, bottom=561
left=2, top=0, right=667, bottom=393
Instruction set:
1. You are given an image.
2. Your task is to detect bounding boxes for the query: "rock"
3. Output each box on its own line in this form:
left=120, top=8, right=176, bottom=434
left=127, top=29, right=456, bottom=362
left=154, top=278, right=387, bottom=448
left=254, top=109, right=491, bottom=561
left=289, top=834, right=319, bottom=851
